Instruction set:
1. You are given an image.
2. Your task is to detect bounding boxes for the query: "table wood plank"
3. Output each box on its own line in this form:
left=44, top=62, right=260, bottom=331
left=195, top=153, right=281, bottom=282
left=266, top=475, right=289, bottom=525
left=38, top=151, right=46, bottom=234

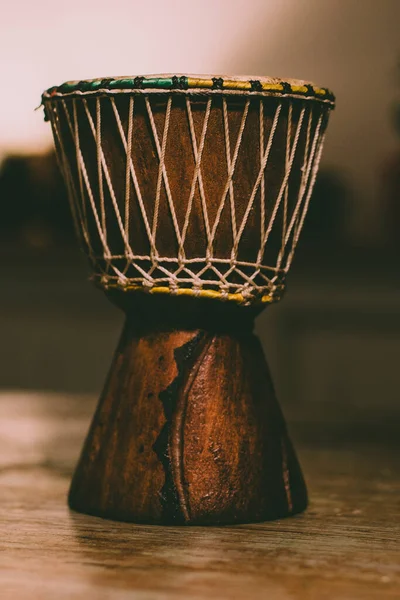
left=0, top=392, right=399, bottom=599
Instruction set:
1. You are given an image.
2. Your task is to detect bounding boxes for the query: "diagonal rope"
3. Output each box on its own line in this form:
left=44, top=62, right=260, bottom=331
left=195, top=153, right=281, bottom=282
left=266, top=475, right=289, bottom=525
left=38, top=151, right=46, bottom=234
left=283, top=102, right=292, bottom=240
left=257, top=104, right=306, bottom=264
left=233, top=102, right=282, bottom=258
left=67, top=99, right=134, bottom=283
left=285, top=128, right=326, bottom=271
left=223, top=97, right=237, bottom=241
left=61, top=99, right=111, bottom=258
left=145, top=96, right=183, bottom=248
left=109, top=97, right=155, bottom=255
left=124, top=96, right=134, bottom=240
left=291, top=110, right=322, bottom=245
left=259, top=99, right=265, bottom=246
left=81, top=99, right=133, bottom=260
left=96, top=98, right=107, bottom=246
left=70, top=100, right=89, bottom=239
left=46, top=103, right=90, bottom=252
left=275, top=107, right=319, bottom=270
left=49, top=93, right=329, bottom=305
left=152, top=95, right=173, bottom=251
left=181, top=97, right=212, bottom=256
left=209, top=99, right=250, bottom=255
left=292, top=106, right=313, bottom=239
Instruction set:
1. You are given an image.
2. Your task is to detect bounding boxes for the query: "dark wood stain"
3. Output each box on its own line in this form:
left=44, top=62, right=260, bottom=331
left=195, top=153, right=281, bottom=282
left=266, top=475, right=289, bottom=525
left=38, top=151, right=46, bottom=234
left=66, top=293, right=307, bottom=524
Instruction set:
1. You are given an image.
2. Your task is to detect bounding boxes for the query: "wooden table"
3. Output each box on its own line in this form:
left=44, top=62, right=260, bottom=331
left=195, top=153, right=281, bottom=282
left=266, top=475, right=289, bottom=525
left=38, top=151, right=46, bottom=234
left=0, top=392, right=399, bottom=599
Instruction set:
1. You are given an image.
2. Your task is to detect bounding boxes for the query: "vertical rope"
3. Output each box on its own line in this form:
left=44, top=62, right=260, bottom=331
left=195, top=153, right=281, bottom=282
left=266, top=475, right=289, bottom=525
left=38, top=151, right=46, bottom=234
left=182, top=97, right=212, bottom=256
left=223, top=97, right=237, bottom=241
left=234, top=102, right=282, bottom=258
left=152, top=96, right=173, bottom=253
left=62, top=99, right=111, bottom=259
left=275, top=106, right=315, bottom=270
left=109, top=97, right=154, bottom=253
left=292, top=107, right=315, bottom=243
left=71, top=100, right=90, bottom=244
left=257, top=104, right=306, bottom=264
left=48, top=92, right=330, bottom=305
left=283, top=103, right=292, bottom=242
left=124, top=97, right=134, bottom=247
left=82, top=99, right=133, bottom=260
left=47, top=103, right=88, bottom=250
left=285, top=125, right=326, bottom=270
left=210, top=99, right=250, bottom=257
left=145, top=96, right=182, bottom=249
left=66, top=98, right=128, bottom=282
left=96, top=98, right=107, bottom=254
left=259, top=99, right=265, bottom=248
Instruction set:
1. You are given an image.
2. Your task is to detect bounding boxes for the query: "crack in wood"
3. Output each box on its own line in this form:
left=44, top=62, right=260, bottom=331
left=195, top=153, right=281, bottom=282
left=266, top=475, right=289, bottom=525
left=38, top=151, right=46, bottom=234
left=152, top=331, right=206, bottom=524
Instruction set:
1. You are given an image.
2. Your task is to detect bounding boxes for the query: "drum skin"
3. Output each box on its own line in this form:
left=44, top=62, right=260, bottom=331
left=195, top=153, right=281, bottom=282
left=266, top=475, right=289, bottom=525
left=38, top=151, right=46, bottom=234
left=43, top=76, right=334, bottom=524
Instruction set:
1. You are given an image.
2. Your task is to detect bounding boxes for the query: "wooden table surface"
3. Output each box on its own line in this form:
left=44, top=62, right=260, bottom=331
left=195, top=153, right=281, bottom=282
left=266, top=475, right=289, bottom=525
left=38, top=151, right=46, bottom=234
left=0, top=392, right=399, bottom=599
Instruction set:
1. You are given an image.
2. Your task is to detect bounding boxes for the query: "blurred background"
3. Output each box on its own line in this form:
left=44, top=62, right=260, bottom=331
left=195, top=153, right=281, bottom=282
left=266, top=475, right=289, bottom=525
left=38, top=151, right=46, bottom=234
left=1, top=0, right=400, bottom=432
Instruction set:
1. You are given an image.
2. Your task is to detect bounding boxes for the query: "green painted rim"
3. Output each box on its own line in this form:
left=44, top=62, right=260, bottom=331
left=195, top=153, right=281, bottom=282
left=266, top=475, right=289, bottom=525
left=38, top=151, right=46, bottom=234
left=42, top=74, right=335, bottom=107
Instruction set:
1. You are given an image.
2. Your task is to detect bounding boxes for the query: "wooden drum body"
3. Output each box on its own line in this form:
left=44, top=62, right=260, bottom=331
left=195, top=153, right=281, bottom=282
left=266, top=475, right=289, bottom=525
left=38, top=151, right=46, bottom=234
left=42, top=75, right=334, bottom=524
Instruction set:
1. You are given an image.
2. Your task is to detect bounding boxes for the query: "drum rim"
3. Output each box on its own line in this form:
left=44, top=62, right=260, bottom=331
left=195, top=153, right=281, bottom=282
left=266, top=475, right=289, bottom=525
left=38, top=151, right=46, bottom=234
left=42, top=74, right=335, bottom=107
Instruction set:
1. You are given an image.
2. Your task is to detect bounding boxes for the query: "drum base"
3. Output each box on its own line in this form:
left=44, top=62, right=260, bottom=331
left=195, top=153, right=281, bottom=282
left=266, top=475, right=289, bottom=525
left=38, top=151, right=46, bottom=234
left=68, top=296, right=307, bottom=525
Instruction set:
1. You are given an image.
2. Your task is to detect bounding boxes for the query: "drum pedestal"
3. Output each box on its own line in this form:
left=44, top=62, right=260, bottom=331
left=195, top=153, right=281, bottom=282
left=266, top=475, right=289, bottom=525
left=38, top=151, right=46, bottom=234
left=68, top=294, right=307, bottom=525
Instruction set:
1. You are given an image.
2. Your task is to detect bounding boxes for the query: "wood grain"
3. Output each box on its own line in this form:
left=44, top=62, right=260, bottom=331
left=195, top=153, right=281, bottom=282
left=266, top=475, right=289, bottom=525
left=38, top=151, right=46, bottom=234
left=68, top=298, right=307, bottom=524
left=0, top=392, right=399, bottom=599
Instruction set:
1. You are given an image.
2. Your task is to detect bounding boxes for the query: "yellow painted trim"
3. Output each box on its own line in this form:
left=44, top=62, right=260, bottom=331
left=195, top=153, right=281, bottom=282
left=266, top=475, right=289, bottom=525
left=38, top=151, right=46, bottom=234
left=261, top=83, right=284, bottom=92
left=291, top=85, right=309, bottom=94
left=187, top=78, right=214, bottom=89
left=97, top=282, right=278, bottom=305
left=223, top=80, right=252, bottom=90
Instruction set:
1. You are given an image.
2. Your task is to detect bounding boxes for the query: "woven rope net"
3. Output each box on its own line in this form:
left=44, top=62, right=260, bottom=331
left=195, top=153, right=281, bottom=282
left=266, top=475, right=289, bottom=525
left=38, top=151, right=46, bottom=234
left=44, top=88, right=331, bottom=306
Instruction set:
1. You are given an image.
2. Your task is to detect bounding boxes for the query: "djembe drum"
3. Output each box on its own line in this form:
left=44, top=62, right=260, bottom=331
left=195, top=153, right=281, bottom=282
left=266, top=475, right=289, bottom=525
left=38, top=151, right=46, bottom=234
left=42, top=74, right=334, bottom=525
